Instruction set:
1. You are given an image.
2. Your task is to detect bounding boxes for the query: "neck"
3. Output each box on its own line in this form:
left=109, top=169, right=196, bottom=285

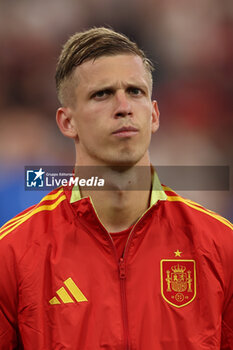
left=75, top=161, right=152, bottom=233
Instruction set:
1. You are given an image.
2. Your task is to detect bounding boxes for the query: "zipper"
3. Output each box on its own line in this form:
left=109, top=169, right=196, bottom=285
left=117, top=222, right=142, bottom=350
left=119, top=257, right=130, bottom=350
left=99, top=230, right=129, bottom=349
left=122, top=203, right=154, bottom=259
left=117, top=204, right=156, bottom=349
left=89, top=195, right=157, bottom=350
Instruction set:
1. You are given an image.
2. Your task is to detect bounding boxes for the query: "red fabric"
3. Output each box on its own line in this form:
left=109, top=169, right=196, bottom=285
left=110, top=225, right=133, bottom=259
left=0, top=186, right=233, bottom=349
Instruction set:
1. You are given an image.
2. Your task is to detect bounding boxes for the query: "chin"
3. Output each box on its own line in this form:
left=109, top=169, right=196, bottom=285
left=104, top=153, right=144, bottom=168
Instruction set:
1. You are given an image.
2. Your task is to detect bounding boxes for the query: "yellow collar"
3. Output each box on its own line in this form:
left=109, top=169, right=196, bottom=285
left=70, top=169, right=166, bottom=206
left=150, top=170, right=167, bottom=205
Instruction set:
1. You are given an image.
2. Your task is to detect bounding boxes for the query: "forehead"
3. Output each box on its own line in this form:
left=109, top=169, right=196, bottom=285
left=74, top=54, right=151, bottom=90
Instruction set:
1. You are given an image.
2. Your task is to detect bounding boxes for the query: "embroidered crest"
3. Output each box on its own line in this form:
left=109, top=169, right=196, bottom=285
left=160, top=259, right=196, bottom=308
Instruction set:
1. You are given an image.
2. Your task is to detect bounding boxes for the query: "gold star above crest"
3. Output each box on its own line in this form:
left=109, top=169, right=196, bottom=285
left=174, top=249, right=182, bottom=257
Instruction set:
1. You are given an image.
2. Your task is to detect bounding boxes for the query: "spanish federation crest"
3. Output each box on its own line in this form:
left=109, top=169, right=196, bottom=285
left=160, top=259, right=196, bottom=308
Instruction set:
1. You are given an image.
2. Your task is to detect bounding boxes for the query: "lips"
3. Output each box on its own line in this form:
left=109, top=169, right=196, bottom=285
left=112, top=126, right=139, bottom=135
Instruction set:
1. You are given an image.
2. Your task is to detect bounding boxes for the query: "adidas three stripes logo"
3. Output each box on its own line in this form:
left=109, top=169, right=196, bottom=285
left=49, top=277, right=88, bottom=305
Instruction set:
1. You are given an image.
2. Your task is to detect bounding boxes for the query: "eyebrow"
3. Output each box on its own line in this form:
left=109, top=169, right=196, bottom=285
left=87, top=81, right=150, bottom=97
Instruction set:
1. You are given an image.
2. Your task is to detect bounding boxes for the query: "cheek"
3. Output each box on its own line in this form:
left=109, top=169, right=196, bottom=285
left=77, top=110, right=107, bottom=141
left=139, top=102, right=153, bottom=123
left=74, top=106, right=97, bottom=129
left=89, top=100, right=111, bottom=114
left=82, top=104, right=111, bottom=129
left=139, top=104, right=154, bottom=136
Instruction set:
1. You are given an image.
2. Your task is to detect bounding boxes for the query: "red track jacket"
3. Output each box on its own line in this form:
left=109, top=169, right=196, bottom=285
left=0, top=174, right=233, bottom=349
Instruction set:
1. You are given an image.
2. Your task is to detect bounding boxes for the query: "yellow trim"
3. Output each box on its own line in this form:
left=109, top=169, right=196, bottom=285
left=167, top=195, right=233, bottom=230
left=0, top=195, right=66, bottom=241
left=162, top=185, right=173, bottom=192
left=0, top=188, right=64, bottom=232
left=56, top=287, right=74, bottom=303
left=0, top=207, right=35, bottom=231
left=49, top=296, right=60, bottom=305
left=150, top=171, right=167, bottom=206
left=39, top=188, right=64, bottom=202
left=70, top=184, right=82, bottom=203
left=163, top=185, right=233, bottom=228
left=186, top=198, right=232, bottom=224
left=64, top=277, right=88, bottom=302
left=70, top=169, right=167, bottom=243
left=70, top=170, right=167, bottom=206
left=120, top=172, right=167, bottom=257
left=160, top=259, right=196, bottom=308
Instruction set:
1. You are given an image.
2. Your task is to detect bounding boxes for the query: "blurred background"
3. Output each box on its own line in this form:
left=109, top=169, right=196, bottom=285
left=0, top=0, right=232, bottom=225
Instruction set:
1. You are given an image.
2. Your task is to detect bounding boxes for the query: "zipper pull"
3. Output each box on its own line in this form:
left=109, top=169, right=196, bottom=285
left=119, top=258, right=126, bottom=279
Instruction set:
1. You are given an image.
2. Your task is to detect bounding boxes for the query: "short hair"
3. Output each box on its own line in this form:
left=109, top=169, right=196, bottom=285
left=55, top=27, right=154, bottom=106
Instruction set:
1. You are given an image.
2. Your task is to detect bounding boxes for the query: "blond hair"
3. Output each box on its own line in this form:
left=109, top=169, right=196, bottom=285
left=56, top=27, right=154, bottom=106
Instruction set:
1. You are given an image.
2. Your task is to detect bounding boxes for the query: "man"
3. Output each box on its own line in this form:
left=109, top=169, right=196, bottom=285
left=0, top=27, right=232, bottom=350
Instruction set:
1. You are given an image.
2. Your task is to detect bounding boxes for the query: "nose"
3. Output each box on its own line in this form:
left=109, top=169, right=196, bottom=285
left=114, top=90, right=132, bottom=118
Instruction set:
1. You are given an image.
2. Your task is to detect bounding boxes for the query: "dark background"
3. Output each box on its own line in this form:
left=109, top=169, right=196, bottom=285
left=0, top=0, right=232, bottom=225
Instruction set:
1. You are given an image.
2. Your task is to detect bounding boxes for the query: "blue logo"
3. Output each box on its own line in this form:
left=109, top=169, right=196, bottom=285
left=26, top=168, right=45, bottom=188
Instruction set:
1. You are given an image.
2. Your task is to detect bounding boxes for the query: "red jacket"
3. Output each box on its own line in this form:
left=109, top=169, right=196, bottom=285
left=0, top=177, right=233, bottom=349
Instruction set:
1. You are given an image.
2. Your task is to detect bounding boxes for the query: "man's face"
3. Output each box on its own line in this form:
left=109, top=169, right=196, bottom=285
left=61, top=54, right=159, bottom=166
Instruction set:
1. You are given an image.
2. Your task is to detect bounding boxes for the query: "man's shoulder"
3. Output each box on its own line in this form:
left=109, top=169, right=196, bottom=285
left=162, top=185, right=233, bottom=233
left=0, top=187, right=68, bottom=246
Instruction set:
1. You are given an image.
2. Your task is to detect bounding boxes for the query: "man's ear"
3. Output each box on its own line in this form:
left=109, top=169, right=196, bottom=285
left=56, top=107, right=78, bottom=139
left=151, top=100, right=160, bottom=133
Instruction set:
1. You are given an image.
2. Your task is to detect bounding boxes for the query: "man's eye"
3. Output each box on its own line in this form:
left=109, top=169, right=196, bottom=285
left=93, top=90, right=112, bottom=99
left=129, top=87, right=143, bottom=96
